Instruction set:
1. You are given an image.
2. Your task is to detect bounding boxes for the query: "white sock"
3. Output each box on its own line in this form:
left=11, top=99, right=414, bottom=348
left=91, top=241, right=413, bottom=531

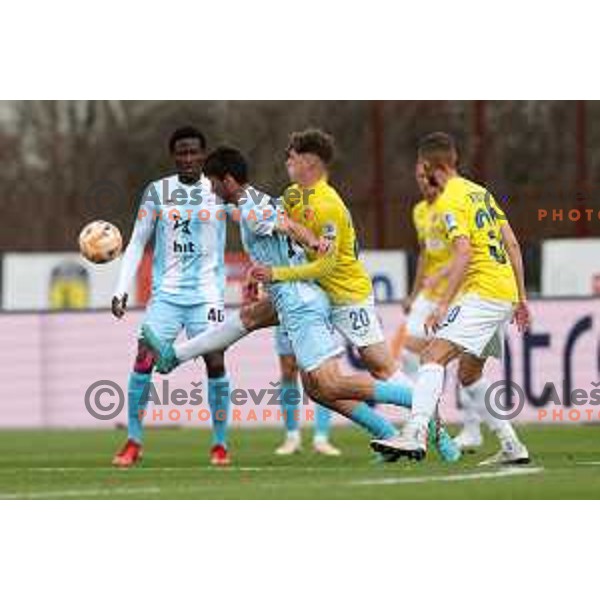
left=175, top=311, right=248, bottom=362
left=401, top=349, right=421, bottom=381
left=458, top=385, right=482, bottom=435
left=411, top=363, right=445, bottom=429
left=287, top=430, right=301, bottom=443
left=465, top=377, right=521, bottom=449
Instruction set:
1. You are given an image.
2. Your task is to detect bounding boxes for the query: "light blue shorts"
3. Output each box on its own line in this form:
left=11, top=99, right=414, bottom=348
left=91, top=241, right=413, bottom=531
left=272, top=282, right=343, bottom=372
left=142, top=295, right=225, bottom=344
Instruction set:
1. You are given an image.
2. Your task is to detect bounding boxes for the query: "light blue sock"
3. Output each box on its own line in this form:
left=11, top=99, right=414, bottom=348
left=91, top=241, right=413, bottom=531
left=314, top=404, right=332, bottom=440
left=281, top=381, right=302, bottom=433
left=373, top=380, right=413, bottom=408
left=349, top=403, right=398, bottom=439
left=127, top=371, right=152, bottom=443
left=208, top=376, right=230, bottom=447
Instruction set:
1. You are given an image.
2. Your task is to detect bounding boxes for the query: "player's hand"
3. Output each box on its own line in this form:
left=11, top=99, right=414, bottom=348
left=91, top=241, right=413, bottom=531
left=249, top=264, right=273, bottom=283
left=401, top=297, right=413, bottom=314
left=512, top=300, right=531, bottom=333
left=422, top=275, right=438, bottom=290
left=424, top=302, right=448, bottom=335
left=111, top=293, right=128, bottom=319
left=242, top=277, right=260, bottom=304
left=312, top=236, right=332, bottom=255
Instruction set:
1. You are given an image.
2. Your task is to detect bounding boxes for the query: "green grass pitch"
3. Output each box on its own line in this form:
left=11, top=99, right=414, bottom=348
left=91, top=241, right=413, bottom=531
left=0, top=425, right=599, bottom=499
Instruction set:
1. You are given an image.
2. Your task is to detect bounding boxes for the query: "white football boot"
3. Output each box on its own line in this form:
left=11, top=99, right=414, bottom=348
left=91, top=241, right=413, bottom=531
left=370, top=421, right=427, bottom=461
left=478, top=440, right=530, bottom=466
left=274, top=433, right=302, bottom=456
left=313, top=436, right=342, bottom=456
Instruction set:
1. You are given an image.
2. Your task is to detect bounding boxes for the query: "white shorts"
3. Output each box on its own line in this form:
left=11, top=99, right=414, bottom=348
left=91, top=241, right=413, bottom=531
left=435, top=293, right=514, bottom=359
left=330, top=296, right=385, bottom=348
left=405, top=293, right=437, bottom=339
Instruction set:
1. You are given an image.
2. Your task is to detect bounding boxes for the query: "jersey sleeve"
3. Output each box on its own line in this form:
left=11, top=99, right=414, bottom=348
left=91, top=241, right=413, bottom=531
left=412, top=202, right=426, bottom=243
left=114, top=187, right=156, bottom=297
left=438, top=193, right=470, bottom=244
left=312, top=199, right=344, bottom=242
left=244, top=201, right=281, bottom=237
left=488, top=194, right=508, bottom=222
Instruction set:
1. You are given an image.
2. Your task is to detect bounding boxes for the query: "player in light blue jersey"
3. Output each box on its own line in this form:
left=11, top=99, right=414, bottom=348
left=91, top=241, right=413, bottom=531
left=111, top=127, right=231, bottom=468
left=141, top=147, right=419, bottom=457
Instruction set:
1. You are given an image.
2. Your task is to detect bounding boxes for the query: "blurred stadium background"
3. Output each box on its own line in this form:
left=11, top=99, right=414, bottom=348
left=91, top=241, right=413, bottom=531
left=0, top=100, right=599, bottom=498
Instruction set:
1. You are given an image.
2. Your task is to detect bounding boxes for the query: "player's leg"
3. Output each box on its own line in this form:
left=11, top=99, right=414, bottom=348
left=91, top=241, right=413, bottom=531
left=273, top=326, right=302, bottom=454
left=400, top=293, right=437, bottom=380
left=185, top=303, right=232, bottom=466
left=300, top=358, right=404, bottom=444
left=454, top=353, right=484, bottom=451
left=274, top=295, right=401, bottom=449
left=370, top=337, right=461, bottom=459
left=273, top=326, right=340, bottom=456
left=141, top=298, right=278, bottom=373
left=113, top=298, right=182, bottom=467
left=372, top=294, right=518, bottom=460
left=331, top=299, right=460, bottom=462
left=313, top=403, right=341, bottom=456
left=458, top=351, right=529, bottom=466
left=203, top=351, right=231, bottom=465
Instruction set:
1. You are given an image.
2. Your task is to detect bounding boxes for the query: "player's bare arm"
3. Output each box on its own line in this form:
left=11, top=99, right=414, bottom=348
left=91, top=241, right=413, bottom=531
left=404, top=242, right=426, bottom=313
left=423, top=264, right=451, bottom=293
left=425, top=236, right=471, bottom=333
left=500, top=222, right=531, bottom=332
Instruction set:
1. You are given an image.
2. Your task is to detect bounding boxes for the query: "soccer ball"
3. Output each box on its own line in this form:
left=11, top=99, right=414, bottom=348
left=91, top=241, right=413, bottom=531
left=78, top=220, right=123, bottom=264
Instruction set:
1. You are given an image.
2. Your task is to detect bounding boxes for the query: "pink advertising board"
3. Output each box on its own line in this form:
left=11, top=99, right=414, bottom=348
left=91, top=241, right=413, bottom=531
left=0, top=299, right=599, bottom=429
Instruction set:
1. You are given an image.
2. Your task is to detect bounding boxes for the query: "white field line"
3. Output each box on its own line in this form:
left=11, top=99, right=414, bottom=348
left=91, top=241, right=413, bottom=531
left=351, top=466, right=544, bottom=486
left=0, top=466, right=367, bottom=473
left=0, top=486, right=161, bottom=499
left=0, top=467, right=547, bottom=499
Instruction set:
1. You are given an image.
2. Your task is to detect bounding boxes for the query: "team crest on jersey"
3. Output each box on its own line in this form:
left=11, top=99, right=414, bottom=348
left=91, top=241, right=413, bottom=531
left=173, top=215, right=191, bottom=235
left=322, top=222, right=337, bottom=240
left=444, top=212, right=458, bottom=232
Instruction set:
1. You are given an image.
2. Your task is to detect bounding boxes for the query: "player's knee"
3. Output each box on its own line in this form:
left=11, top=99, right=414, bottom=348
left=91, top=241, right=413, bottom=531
left=369, top=360, right=396, bottom=380
left=134, top=342, right=155, bottom=374
left=458, top=361, right=483, bottom=387
left=420, top=340, right=455, bottom=367
left=312, top=376, right=339, bottom=404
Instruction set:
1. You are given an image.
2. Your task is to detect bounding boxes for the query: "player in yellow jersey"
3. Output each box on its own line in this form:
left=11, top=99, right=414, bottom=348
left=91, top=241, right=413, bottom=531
left=251, top=129, right=398, bottom=379
left=402, top=163, right=484, bottom=451
left=401, top=161, right=452, bottom=376
left=250, top=129, right=461, bottom=462
left=372, top=132, right=531, bottom=465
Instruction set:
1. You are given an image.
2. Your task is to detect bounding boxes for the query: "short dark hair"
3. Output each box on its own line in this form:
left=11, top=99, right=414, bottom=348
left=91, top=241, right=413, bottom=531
left=169, top=126, right=207, bottom=153
left=287, top=128, right=335, bottom=166
left=417, top=132, right=458, bottom=168
left=204, top=146, right=249, bottom=184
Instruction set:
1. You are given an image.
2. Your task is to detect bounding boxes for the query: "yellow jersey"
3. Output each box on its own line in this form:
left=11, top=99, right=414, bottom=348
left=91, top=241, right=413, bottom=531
left=272, top=178, right=373, bottom=305
left=436, top=176, right=518, bottom=303
left=412, top=198, right=452, bottom=301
